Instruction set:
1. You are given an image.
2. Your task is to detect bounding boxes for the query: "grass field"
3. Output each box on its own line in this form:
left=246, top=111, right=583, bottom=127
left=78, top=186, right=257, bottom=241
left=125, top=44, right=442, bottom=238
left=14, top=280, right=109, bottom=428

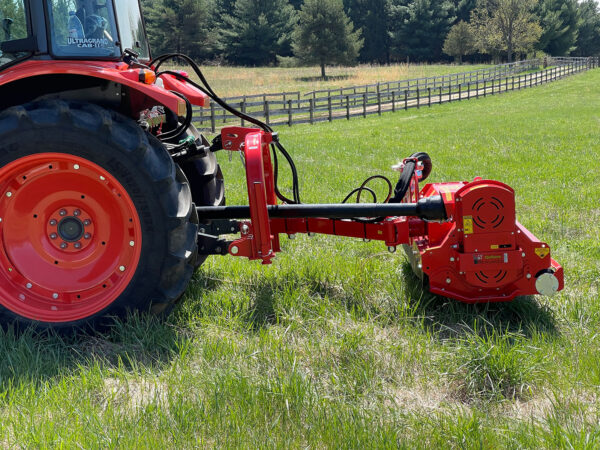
left=180, top=63, right=486, bottom=97
left=1, top=68, right=599, bottom=447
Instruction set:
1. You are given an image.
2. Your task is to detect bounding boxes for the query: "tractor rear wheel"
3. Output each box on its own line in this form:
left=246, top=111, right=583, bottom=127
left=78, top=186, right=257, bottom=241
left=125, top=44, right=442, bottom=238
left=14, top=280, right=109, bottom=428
left=0, top=101, right=199, bottom=331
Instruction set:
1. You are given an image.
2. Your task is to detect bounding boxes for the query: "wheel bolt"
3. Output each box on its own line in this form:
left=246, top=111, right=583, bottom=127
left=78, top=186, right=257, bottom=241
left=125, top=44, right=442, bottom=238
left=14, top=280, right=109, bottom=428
left=84, top=233, right=91, bottom=239
left=52, top=293, right=59, bottom=299
left=73, top=164, right=80, bottom=170
left=50, top=233, right=58, bottom=240
left=129, top=241, right=135, bottom=247
left=5, top=192, right=12, bottom=198
left=59, top=209, right=67, bottom=216
left=26, top=283, right=32, bottom=289
left=84, top=219, right=91, bottom=226
left=73, top=209, right=81, bottom=216
left=119, top=266, right=126, bottom=272
left=74, top=242, right=82, bottom=249
left=60, top=242, right=68, bottom=249
left=49, top=219, right=57, bottom=226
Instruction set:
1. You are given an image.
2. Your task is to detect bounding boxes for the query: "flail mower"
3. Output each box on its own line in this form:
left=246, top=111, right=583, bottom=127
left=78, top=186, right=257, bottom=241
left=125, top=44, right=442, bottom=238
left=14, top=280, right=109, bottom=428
left=0, top=0, right=563, bottom=331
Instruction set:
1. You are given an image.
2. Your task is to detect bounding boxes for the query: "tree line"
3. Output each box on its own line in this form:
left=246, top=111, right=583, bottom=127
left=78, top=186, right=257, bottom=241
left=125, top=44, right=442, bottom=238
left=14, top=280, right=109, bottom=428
left=141, top=0, right=600, bottom=75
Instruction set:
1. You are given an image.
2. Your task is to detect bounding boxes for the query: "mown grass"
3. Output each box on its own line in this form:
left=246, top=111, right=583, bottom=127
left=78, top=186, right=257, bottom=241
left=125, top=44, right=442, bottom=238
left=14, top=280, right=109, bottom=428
left=179, top=63, right=486, bottom=97
left=1, top=69, right=599, bottom=447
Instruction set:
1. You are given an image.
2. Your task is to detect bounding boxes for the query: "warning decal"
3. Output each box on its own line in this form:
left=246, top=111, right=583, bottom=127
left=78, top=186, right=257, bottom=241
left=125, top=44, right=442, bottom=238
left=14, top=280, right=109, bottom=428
left=535, top=247, right=550, bottom=258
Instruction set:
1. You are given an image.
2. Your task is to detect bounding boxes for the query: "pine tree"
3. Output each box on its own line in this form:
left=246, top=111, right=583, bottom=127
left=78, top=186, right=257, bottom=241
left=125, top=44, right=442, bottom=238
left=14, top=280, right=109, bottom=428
left=389, top=0, right=456, bottom=62
left=344, top=0, right=391, bottom=63
left=443, top=20, right=475, bottom=62
left=573, top=0, right=600, bottom=56
left=453, top=0, right=476, bottom=22
left=292, top=0, right=363, bottom=77
left=219, top=0, right=297, bottom=66
left=536, top=0, right=578, bottom=56
left=142, top=0, right=218, bottom=60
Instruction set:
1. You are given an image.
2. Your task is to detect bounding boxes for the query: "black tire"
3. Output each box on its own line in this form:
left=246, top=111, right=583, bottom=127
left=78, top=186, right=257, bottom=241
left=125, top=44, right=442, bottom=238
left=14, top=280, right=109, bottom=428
left=178, top=125, right=225, bottom=267
left=0, top=100, right=198, bottom=331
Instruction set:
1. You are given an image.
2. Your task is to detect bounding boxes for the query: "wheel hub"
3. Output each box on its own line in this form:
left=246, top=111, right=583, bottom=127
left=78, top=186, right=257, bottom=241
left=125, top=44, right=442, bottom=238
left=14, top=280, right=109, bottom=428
left=0, top=153, right=142, bottom=322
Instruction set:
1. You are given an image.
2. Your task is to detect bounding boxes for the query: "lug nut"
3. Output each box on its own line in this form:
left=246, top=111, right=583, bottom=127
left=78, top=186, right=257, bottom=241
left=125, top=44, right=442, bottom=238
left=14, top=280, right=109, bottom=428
left=49, top=219, right=57, bottom=226
left=74, top=242, right=81, bottom=249
left=119, top=266, right=126, bottom=272
left=60, top=242, right=68, bottom=249
left=59, top=209, right=67, bottom=216
left=50, top=233, right=58, bottom=240
left=84, top=233, right=91, bottom=239
left=83, top=219, right=91, bottom=226
left=73, top=209, right=81, bottom=216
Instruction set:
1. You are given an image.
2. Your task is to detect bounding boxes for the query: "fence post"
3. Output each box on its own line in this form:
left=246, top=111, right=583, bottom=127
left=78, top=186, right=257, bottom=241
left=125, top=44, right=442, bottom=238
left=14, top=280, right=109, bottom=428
left=491, top=79, right=494, bottom=95
left=363, top=93, right=367, bottom=118
left=484, top=80, right=487, bottom=97
left=328, top=97, right=332, bottom=122
left=458, top=84, right=462, bottom=101
left=240, top=101, right=245, bottom=127
left=377, top=91, right=382, bottom=115
left=210, top=102, right=216, bottom=133
left=404, top=90, right=408, bottom=110
left=309, top=98, right=314, bottom=125
left=438, top=86, right=442, bottom=104
left=288, top=99, right=293, bottom=127
left=391, top=91, right=396, bottom=113
left=476, top=80, right=479, bottom=98
left=264, top=101, right=270, bottom=126
left=428, top=87, right=431, bottom=107
left=346, top=95, right=350, bottom=120
left=416, top=89, right=420, bottom=108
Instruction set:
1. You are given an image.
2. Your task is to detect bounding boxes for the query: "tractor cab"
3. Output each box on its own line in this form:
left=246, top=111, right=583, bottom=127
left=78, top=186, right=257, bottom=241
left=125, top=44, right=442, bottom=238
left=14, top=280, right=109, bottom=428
left=0, top=0, right=149, bottom=71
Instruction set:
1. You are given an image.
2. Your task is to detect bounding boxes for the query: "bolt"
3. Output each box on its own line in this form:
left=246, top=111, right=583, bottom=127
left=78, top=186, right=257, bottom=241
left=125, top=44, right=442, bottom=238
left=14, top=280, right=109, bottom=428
left=450, top=257, right=455, bottom=262
left=388, top=246, right=396, bottom=253
left=73, top=209, right=81, bottom=216
left=5, top=192, right=12, bottom=198
left=241, top=224, right=250, bottom=234
left=50, top=233, right=58, bottom=240
left=59, top=209, right=67, bottom=216
left=129, top=241, right=135, bottom=247
left=84, top=233, right=91, bottom=239
left=74, top=164, right=80, bottom=170
left=74, top=242, right=81, bottom=249
left=522, top=252, right=526, bottom=257
left=26, top=283, right=32, bottom=289
left=84, top=219, right=91, bottom=226
left=231, top=246, right=239, bottom=255
left=100, top=176, right=106, bottom=181
left=52, top=293, right=59, bottom=299
left=526, top=273, right=532, bottom=279
left=50, top=219, right=57, bottom=226
left=446, top=278, right=451, bottom=284
left=288, top=234, right=296, bottom=240
left=60, top=242, right=68, bottom=249
left=474, top=249, right=478, bottom=252
left=119, top=266, right=126, bottom=272
left=230, top=227, right=235, bottom=232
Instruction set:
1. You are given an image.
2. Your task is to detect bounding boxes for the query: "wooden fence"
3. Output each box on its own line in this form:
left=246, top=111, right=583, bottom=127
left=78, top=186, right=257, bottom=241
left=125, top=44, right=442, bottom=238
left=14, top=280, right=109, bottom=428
left=193, top=57, right=598, bottom=132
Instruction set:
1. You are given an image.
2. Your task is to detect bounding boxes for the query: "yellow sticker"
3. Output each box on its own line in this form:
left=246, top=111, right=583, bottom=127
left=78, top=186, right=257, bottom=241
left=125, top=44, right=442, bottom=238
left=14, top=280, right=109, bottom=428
left=463, top=215, right=473, bottom=234
left=535, top=247, right=550, bottom=258
left=444, top=192, right=452, bottom=202
left=491, top=244, right=499, bottom=250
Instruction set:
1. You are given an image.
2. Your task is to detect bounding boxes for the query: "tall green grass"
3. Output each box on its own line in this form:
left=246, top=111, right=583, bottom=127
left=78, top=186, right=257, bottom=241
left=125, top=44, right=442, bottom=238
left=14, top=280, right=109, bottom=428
left=0, top=69, right=599, bottom=447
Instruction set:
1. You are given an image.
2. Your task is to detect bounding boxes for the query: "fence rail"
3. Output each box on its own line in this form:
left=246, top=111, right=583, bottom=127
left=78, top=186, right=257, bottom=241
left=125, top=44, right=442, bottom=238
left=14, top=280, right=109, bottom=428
left=193, top=57, right=599, bottom=132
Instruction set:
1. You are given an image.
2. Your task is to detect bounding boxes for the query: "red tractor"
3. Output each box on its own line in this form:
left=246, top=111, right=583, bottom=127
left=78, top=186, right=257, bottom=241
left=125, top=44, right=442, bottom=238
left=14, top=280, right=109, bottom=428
left=0, top=0, right=563, bottom=331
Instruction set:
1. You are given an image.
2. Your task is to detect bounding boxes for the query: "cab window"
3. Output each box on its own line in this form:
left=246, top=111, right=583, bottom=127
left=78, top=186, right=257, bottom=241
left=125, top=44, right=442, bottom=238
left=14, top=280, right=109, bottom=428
left=47, top=0, right=119, bottom=58
left=114, top=0, right=149, bottom=60
left=0, top=0, right=29, bottom=67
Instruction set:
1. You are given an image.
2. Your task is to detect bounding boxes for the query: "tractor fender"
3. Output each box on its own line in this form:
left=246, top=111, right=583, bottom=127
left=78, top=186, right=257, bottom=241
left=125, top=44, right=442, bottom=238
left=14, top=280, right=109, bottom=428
left=0, top=60, right=187, bottom=117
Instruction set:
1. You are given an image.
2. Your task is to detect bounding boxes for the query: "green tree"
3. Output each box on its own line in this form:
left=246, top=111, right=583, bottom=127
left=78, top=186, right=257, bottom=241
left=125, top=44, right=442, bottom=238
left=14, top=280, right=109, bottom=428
left=219, top=0, right=297, bottom=66
left=453, top=0, right=476, bottom=22
left=470, top=0, right=542, bottom=62
left=292, top=0, right=363, bottom=78
left=536, top=0, right=578, bottom=55
left=574, top=0, right=600, bottom=56
left=141, top=0, right=218, bottom=60
left=389, top=0, right=456, bottom=62
left=344, top=0, right=391, bottom=63
left=443, top=20, right=475, bottom=62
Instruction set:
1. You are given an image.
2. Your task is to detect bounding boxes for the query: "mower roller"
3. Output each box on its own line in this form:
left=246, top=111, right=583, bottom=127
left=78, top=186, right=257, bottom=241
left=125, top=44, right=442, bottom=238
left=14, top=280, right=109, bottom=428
left=0, top=0, right=563, bottom=331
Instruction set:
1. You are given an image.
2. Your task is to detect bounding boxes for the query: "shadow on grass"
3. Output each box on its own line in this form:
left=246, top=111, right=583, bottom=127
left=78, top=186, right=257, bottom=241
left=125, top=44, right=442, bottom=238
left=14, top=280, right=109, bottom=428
left=295, top=75, right=351, bottom=83
left=0, top=312, right=191, bottom=392
left=399, top=261, right=559, bottom=340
